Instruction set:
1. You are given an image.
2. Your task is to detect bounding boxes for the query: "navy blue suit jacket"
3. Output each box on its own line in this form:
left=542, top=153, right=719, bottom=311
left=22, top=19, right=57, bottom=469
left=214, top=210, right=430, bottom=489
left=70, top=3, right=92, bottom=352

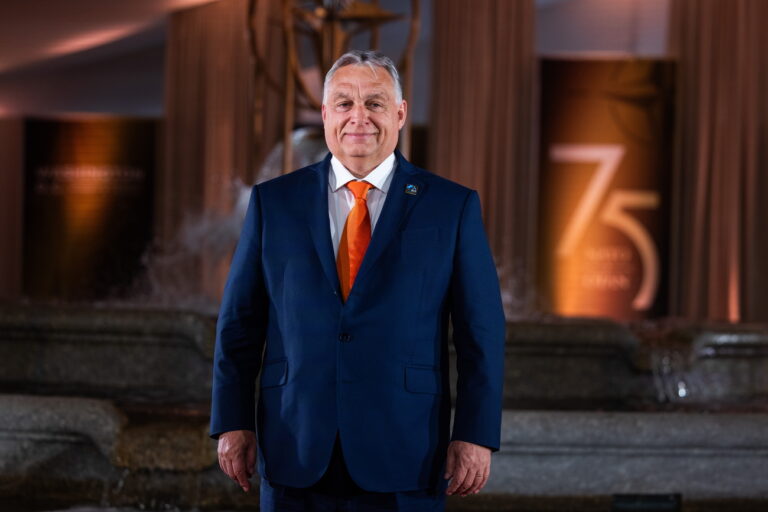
left=210, top=151, right=505, bottom=493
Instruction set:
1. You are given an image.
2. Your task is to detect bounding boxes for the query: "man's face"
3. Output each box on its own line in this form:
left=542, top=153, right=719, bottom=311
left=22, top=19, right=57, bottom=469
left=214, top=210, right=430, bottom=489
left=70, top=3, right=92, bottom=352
left=322, top=64, right=407, bottom=173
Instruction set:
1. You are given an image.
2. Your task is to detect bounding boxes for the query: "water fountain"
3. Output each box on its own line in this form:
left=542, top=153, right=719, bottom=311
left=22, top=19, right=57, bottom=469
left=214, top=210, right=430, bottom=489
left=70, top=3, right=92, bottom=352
left=484, top=318, right=768, bottom=511
left=2, top=297, right=768, bottom=511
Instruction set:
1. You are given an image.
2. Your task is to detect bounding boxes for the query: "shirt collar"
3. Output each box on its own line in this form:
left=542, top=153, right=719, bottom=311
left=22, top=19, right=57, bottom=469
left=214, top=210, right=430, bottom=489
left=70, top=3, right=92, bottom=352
left=329, top=153, right=396, bottom=193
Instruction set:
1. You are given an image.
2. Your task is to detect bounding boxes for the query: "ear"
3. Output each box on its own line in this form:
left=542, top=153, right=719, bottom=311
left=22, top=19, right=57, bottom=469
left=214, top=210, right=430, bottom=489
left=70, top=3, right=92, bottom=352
left=321, top=103, right=327, bottom=122
left=397, top=100, right=408, bottom=130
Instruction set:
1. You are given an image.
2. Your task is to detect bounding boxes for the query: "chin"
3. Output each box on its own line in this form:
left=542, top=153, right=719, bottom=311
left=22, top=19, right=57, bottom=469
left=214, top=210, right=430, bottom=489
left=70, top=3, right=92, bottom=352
left=342, top=147, right=375, bottom=158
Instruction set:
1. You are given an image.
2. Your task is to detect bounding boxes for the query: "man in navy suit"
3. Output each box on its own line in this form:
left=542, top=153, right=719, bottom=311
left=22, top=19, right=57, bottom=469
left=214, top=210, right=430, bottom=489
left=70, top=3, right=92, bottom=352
left=211, top=50, right=505, bottom=511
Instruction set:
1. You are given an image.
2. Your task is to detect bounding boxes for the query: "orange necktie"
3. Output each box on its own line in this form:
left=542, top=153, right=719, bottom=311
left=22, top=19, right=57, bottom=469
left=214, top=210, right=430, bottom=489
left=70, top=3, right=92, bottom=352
left=336, top=181, right=374, bottom=301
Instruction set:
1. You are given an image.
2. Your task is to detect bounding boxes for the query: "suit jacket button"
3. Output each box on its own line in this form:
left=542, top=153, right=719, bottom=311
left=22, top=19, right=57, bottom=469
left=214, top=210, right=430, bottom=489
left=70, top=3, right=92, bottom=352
left=338, top=333, right=352, bottom=342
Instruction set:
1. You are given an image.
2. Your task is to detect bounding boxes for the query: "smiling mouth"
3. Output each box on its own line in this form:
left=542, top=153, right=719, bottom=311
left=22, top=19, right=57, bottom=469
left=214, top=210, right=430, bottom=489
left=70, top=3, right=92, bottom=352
left=344, top=133, right=377, bottom=138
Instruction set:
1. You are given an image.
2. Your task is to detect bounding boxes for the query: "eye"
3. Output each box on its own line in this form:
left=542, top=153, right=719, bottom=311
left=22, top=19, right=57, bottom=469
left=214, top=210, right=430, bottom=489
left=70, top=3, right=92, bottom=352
left=336, top=101, right=352, bottom=110
left=368, top=102, right=384, bottom=110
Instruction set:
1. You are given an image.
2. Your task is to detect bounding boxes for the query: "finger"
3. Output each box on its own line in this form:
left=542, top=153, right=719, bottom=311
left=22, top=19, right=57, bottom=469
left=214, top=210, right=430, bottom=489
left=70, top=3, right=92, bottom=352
left=444, top=448, right=456, bottom=479
left=475, top=471, right=489, bottom=494
left=446, top=465, right=468, bottom=495
left=463, top=473, right=481, bottom=495
left=463, top=467, right=484, bottom=495
left=217, top=442, right=227, bottom=473
left=232, top=455, right=251, bottom=492
left=476, top=461, right=491, bottom=493
left=456, top=469, right=477, bottom=496
left=223, top=457, right=236, bottom=481
left=466, top=472, right=485, bottom=495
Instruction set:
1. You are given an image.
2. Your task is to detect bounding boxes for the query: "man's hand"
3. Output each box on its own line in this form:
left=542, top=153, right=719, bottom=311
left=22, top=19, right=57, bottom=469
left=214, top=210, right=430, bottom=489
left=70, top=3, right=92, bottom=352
left=217, top=430, right=257, bottom=492
left=444, top=440, right=491, bottom=496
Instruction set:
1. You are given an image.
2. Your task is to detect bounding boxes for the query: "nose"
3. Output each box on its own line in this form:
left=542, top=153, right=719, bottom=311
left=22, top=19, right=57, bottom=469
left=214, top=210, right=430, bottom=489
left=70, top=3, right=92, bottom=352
left=349, top=103, right=369, bottom=124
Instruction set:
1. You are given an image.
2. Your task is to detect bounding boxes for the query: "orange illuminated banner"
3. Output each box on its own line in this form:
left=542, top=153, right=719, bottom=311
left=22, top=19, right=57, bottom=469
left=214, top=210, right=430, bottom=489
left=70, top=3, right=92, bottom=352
left=23, top=118, right=157, bottom=300
left=538, top=59, right=674, bottom=321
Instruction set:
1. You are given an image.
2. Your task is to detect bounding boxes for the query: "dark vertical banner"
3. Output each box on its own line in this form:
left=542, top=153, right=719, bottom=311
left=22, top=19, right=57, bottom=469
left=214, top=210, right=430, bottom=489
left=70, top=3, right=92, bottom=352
left=24, top=118, right=156, bottom=301
left=538, top=59, right=674, bottom=321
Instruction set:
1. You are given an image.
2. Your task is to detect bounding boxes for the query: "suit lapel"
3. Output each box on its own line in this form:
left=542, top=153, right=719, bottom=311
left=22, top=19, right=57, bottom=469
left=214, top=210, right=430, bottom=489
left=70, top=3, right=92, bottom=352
left=305, top=151, right=427, bottom=305
left=305, top=154, right=343, bottom=301
left=352, top=151, right=426, bottom=296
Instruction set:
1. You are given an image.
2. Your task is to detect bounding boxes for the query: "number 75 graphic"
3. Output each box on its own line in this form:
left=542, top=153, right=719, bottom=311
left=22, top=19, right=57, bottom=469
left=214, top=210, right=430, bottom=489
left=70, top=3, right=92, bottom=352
left=549, top=144, right=660, bottom=311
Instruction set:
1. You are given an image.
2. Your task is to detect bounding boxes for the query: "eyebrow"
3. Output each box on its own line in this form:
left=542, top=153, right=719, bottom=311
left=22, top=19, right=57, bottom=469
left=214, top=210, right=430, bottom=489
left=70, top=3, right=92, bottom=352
left=331, top=92, right=352, bottom=101
left=330, top=88, right=390, bottom=102
left=365, top=92, right=389, bottom=101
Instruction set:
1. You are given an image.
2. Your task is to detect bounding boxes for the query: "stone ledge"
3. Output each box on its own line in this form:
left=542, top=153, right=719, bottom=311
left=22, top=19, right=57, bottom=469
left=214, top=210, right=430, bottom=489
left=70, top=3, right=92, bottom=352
left=0, top=394, right=125, bottom=461
left=0, top=394, right=216, bottom=472
left=0, top=304, right=215, bottom=403
left=489, top=410, right=768, bottom=499
left=0, top=303, right=216, bottom=357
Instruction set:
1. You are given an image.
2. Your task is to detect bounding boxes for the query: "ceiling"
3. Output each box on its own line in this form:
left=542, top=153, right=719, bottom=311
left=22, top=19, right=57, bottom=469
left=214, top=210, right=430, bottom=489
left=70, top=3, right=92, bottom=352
left=0, top=0, right=219, bottom=75
left=0, top=0, right=598, bottom=79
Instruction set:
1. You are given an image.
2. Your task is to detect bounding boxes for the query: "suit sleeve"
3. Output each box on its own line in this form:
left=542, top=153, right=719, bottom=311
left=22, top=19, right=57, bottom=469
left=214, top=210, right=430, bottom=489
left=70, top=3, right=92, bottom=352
left=209, top=185, right=269, bottom=439
left=448, top=190, right=506, bottom=452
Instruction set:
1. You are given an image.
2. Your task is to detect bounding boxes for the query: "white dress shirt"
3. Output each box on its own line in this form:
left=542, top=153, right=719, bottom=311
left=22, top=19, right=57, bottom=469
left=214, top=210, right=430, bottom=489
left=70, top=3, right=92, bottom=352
left=328, top=153, right=396, bottom=258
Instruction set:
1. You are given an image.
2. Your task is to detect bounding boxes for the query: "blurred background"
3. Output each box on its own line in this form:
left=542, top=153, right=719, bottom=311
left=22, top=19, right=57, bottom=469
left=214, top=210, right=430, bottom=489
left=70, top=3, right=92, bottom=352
left=1, top=0, right=767, bottom=510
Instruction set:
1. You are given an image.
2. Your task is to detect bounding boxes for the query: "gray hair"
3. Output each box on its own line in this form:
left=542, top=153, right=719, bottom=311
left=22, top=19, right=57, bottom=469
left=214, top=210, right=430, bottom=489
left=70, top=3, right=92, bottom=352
left=322, top=50, right=403, bottom=105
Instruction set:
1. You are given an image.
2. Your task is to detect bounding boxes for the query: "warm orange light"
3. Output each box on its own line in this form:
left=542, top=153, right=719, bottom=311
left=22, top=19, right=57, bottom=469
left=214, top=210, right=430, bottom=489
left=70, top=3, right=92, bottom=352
left=539, top=59, right=673, bottom=321
left=163, top=0, right=225, bottom=9
left=42, top=25, right=146, bottom=59
left=728, top=246, right=740, bottom=322
left=51, top=123, right=124, bottom=256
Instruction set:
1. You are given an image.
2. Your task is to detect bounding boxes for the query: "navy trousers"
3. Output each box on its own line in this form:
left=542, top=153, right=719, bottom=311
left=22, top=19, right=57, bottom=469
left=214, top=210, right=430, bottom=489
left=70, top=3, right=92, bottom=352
left=259, top=433, right=446, bottom=511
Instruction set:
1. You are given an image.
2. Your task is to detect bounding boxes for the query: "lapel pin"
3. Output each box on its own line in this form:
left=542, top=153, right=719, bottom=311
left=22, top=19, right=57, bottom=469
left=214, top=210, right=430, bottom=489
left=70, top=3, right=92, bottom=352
left=404, top=183, right=419, bottom=195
